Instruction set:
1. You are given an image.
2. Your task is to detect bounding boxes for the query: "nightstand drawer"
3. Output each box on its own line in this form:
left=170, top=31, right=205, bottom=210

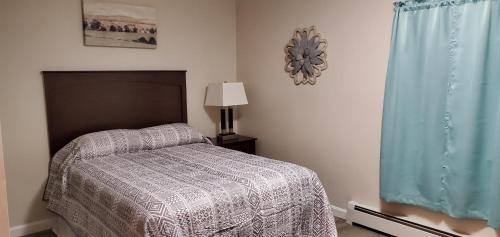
left=210, top=135, right=257, bottom=155
left=221, top=140, right=255, bottom=154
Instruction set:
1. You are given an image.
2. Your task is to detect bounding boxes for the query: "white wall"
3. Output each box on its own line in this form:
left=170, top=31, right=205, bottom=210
left=236, top=0, right=499, bottom=236
left=0, top=0, right=236, bottom=227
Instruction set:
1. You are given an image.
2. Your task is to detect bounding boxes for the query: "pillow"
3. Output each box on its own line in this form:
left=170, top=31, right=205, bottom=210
left=139, top=123, right=206, bottom=150
left=71, top=123, right=207, bottom=160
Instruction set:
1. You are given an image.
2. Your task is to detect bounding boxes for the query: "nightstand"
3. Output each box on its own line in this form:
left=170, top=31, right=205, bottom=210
left=210, top=135, right=257, bottom=155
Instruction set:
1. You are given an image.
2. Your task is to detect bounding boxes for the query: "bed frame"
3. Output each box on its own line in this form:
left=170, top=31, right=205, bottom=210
left=43, top=71, right=187, bottom=157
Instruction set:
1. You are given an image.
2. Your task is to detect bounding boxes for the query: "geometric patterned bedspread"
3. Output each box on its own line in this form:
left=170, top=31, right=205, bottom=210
left=45, top=142, right=337, bottom=237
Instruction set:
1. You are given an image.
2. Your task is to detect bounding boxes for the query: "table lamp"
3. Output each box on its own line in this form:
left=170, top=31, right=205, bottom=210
left=205, top=82, right=248, bottom=141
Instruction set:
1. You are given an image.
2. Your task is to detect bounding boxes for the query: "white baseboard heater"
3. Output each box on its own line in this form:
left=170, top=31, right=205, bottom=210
left=345, top=202, right=461, bottom=237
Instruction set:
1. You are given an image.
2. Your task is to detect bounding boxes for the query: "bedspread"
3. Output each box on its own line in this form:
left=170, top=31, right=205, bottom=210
left=44, top=127, right=336, bottom=237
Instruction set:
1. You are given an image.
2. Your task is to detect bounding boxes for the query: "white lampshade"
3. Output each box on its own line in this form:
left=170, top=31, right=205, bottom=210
left=205, top=82, right=248, bottom=107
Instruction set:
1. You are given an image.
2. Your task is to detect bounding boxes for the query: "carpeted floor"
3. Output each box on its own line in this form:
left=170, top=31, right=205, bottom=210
left=23, top=218, right=387, bottom=237
left=336, top=217, right=389, bottom=237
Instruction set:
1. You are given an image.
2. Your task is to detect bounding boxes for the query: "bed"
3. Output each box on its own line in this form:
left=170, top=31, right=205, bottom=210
left=42, top=71, right=337, bottom=237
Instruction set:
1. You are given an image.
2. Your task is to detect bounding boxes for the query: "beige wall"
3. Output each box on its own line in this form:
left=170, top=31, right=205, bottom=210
left=236, top=0, right=499, bottom=236
left=0, top=3, right=7, bottom=233
left=0, top=0, right=236, bottom=227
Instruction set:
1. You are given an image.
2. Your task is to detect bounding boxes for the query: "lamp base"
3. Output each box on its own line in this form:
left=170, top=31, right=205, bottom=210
left=217, top=133, right=238, bottom=141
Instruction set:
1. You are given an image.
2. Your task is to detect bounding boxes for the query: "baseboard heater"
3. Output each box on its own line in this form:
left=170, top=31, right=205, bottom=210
left=346, top=202, right=461, bottom=237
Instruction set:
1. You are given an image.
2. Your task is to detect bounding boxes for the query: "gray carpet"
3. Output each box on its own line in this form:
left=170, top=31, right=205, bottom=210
left=336, top=217, right=388, bottom=237
left=24, top=218, right=386, bottom=237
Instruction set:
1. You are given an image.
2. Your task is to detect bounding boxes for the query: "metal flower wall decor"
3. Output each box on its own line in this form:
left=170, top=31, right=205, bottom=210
left=285, top=26, right=328, bottom=85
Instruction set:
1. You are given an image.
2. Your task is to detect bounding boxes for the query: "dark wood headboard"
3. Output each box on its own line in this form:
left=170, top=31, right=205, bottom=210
left=43, top=71, right=187, bottom=156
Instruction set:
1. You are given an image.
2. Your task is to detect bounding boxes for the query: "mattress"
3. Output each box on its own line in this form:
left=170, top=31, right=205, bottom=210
left=44, top=124, right=337, bottom=237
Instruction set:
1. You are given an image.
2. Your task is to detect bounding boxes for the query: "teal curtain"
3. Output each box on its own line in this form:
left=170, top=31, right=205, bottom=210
left=381, top=0, right=500, bottom=228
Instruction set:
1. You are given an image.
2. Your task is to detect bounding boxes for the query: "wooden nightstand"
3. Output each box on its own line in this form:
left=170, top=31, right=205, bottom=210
left=210, top=135, right=257, bottom=155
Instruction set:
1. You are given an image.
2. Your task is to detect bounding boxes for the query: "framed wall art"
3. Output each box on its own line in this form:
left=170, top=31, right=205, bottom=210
left=82, top=0, right=157, bottom=49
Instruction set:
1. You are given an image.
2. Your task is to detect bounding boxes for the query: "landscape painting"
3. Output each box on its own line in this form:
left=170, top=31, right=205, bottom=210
left=82, top=0, right=157, bottom=49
